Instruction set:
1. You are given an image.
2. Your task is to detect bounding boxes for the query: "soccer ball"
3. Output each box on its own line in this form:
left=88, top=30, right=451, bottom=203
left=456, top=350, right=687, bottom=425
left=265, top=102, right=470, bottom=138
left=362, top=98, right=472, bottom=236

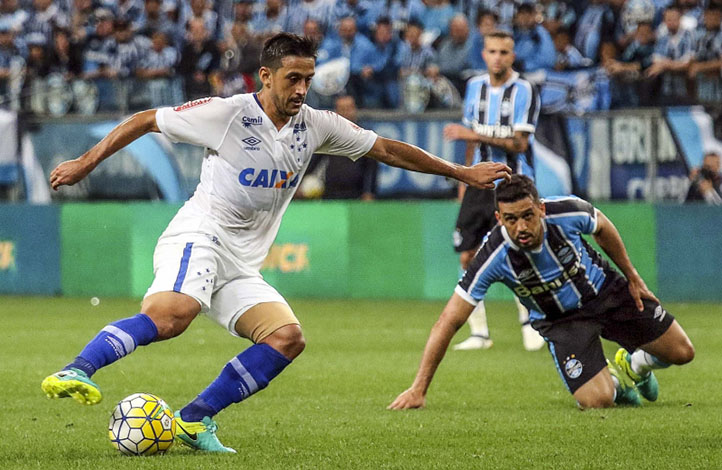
left=108, top=393, right=176, bottom=456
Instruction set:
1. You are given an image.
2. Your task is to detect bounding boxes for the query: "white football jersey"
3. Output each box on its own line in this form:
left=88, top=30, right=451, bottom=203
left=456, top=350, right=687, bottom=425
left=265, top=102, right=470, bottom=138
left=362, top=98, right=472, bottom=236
left=155, top=93, right=378, bottom=274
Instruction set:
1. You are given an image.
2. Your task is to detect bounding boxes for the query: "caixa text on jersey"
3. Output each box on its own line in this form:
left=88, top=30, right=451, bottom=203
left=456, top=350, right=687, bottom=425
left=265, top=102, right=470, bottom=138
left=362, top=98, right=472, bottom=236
left=238, top=168, right=300, bottom=189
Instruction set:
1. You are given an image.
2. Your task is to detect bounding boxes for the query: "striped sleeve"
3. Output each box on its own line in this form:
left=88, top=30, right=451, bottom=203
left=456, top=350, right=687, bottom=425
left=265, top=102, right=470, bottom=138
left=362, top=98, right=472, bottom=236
left=456, top=229, right=506, bottom=305
left=512, top=80, right=539, bottom=134
left=461, top=76, right=481, bottom=127
left=543, top=196, right=598, bottom=234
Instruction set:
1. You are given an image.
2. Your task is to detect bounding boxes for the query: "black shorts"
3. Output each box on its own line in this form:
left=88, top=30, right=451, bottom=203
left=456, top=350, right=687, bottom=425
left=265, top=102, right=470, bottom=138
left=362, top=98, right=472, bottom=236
left=532, top=276, right=675, bottom=394
left=454, top=187, right=497, bottom=252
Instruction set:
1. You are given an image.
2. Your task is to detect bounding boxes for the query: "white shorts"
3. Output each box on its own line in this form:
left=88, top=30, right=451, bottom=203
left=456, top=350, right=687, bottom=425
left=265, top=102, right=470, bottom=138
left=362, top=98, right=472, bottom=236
left=144, top=233, right=289, bottom=336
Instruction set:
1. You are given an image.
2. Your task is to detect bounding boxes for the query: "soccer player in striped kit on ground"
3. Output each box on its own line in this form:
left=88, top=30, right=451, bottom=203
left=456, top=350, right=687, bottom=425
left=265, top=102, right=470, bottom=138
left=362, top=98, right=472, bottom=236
left=389, top=175, right=695, bottom=410
left=443, top=29, right=545, bottom=352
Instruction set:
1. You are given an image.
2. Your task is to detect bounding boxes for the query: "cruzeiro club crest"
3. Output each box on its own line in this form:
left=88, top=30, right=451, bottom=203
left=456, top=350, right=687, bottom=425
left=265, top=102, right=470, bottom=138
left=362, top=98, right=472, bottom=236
left=563, top=355, right=583, bottom=379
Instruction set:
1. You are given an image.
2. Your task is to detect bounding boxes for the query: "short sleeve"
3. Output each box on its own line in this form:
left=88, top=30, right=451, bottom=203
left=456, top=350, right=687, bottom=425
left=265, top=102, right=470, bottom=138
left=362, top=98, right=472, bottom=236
left=155, top=97, right=240, bottom=150
left=456, top=229, right=507, bottom=305
left=543, top=196, right=598, bottom=234
left=512, top=81, right=539, bottom=134
left=311, top=110, right=378, bottom=161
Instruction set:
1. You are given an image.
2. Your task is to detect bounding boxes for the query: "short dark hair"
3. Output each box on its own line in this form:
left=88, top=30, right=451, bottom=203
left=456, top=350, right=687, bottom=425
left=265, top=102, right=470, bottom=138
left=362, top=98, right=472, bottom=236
left=495, top=174, right=539, bottom=208
left=476, top=8, right=498, bottom=26
left=516, top=3, right=535, bottom=15
left=260, top=33, right=318, bottom=70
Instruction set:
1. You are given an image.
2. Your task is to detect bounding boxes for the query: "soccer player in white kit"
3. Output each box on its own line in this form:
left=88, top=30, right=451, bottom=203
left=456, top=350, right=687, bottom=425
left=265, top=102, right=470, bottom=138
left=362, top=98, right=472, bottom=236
left=41, top=33, right=512, bottom=453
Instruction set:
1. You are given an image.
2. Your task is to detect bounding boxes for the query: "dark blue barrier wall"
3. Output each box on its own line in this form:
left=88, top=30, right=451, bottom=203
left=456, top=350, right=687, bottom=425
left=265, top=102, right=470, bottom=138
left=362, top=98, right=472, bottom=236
left=0, top=204, right=60, bottom=295
left=656, top=205, right=722, bottom=302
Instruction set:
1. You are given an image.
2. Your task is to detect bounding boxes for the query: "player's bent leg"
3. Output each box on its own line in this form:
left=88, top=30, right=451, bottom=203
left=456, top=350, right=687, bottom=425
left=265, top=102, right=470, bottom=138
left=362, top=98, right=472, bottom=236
left=574, top=364, right=641, bottom=409
left=573, top=366, right=616, bottom=409
left=41, top=296, right=195, bottom=405
left=615, top=320, right=695, bottom=402
left=175, top=302, right=301, bottom=452
left=639, top=320, right=695, bottom=366
left=141, top=291, right=202, bottom=340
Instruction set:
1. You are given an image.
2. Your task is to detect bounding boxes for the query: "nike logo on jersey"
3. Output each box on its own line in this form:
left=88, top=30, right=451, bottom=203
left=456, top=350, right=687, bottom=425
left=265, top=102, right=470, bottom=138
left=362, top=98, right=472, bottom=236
left=238, top=168, right=300, bottom=189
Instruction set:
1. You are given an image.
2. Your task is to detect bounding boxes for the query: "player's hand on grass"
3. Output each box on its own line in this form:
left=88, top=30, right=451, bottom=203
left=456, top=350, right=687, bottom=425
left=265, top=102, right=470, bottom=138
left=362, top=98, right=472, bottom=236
left=462, top=161, right=511, bottom=189
left=50, top=158, right=94, bottom=190
left=387, top=388, right=426, bottom=410
left=627, top=276, right=660, bottom=312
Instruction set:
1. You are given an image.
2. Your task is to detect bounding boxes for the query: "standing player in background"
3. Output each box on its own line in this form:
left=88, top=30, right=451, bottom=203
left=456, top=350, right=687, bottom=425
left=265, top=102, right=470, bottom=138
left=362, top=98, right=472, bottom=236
left=389, top=175, right=695, bottom=411
left=443, top=30, right=544, bottom=351
left=41, top=33, right=511, bottom=453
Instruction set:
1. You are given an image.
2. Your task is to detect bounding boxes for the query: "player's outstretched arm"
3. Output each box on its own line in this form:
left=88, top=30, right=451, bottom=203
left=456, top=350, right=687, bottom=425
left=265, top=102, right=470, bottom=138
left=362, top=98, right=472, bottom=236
left=365, top=137, right=511, bottom=189
left=592, top=209, right=659, bottom=311
left=388, top=294, right=475, bottom=410
left=443, top=124, right=531, bottom=155
left=50, top=109, right=160, bottom=190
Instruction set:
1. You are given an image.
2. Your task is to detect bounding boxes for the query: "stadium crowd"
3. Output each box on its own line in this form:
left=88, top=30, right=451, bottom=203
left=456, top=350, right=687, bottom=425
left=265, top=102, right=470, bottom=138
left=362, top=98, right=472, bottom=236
left=0, top=0, right=721, bottom=114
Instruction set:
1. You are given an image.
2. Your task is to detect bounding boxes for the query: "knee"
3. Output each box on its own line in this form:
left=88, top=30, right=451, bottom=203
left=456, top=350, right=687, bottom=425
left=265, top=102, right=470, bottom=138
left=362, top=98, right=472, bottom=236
left=141, top=293, right=199, bottom=340
left=577, top=392, right=615, bottom=410
left=263, top=324, right=306, bottom=360
left=671, top=341, right=695, bottom=365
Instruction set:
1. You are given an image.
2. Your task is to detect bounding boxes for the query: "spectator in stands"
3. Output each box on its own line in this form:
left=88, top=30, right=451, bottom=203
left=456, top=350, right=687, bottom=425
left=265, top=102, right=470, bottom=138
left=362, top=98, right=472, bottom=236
left=48, top=27, right=82, bottom=77
left=215, top=20, right=260, bottom=97
left=0, top=0, right=28, bottom=35
left=467, top=9, right=498, bottom=71
left=386, top=0, right=426, bottom=37
left=24, top=0, right=69, bottom=47
left=136, top=0, right=176, bottom=45
left=484, top=0, right=516, bottom=30
left=249, top=0, right=289, bottom=38
left=186, top=0, right=219, bottom=41
left=112, top=0, right=144, bottom=30
left=333, top=0, right=381, bottom=38
left=319, top=16, right=375, bottom=105
left=136, top=30, right=182, bottom=106
left=0, top=21, right=22, bottom=105
left=300, top=95, right=378, bottom=200
left=646, top=3, right=695, bottom=101
left=605, top=21, right=656, bottom=106
left=68, top=0, right=94, bottom=43
left=136, top=30, right=176, bottom=79
left=110, top=19, right=145, bottom=79
left=23, top=33, right=52, bottom=80
left=81, top=8, right=116, bottom=80
left=616, top=0, right=656, bottom=50
left=686, top=151, right=722, bottom=205
left=178, top=17, right=219, bottom=100
left=285, top=0, right=336, bottom=35
left=436, top=14, right=472, bottom=95
left=303, top=18, right=324, bottom=45
left=688, top=5, right=722, bottom=81
left=539, top=0, right=577, bottom=36
left=574, top=0, right=616, bottom=63
left=553, top=27, right=591, bottom=70
left=512, top=2, right=556, bottom=72
left=317, top=16, right=375, bottom=67
left=398, top=19, right=437, bottom=78
left=421, top=0, right=456, bottom=40
left=354, top=16, right=400, bottom=108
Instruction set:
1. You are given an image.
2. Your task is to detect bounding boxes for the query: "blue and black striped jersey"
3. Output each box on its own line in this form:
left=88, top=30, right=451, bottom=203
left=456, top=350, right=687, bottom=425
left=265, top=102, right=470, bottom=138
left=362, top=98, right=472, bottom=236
left=456, top=196, right=617, bottom=321
left=462, top=71, right=540, bottom=179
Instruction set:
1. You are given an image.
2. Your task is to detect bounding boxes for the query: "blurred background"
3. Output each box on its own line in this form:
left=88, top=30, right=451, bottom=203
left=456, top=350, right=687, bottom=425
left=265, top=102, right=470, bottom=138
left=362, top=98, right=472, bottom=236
left=1, top=0, right=721, bottom=303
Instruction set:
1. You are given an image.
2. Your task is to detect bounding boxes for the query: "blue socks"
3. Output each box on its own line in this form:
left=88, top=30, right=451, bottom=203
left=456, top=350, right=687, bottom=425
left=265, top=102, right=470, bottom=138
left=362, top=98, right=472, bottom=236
left=66, top=313, right=158, bottom=377
left=180, top=344, right=291, bottom=422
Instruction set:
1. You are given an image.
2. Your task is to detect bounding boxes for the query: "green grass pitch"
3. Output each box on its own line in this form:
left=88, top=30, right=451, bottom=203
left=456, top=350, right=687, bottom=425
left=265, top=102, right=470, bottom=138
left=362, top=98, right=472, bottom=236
left=2, top=296, right=721, bottom=469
